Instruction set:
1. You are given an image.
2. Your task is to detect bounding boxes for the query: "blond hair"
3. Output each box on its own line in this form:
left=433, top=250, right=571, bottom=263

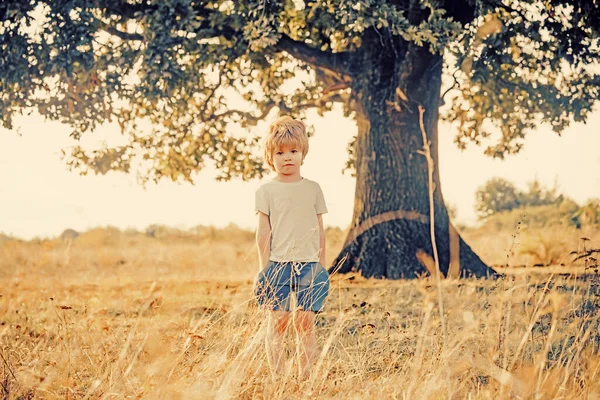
left=263, top=116, right=309, bottom=170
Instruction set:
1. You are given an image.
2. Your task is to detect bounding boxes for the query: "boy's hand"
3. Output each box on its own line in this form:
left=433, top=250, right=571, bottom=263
left=318, top=214, right=326, bottom=268
left=256, top=211, right=272, bottom=271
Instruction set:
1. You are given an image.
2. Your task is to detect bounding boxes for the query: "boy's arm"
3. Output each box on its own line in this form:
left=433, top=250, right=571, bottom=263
left=318, top=214, right=326, bottom=267
left=256, top=211, right=271, bottom=271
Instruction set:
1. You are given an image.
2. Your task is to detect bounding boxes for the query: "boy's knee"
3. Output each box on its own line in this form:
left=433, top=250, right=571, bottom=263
left=274, top=314, right=290, bottom=334
left=294, top=312, right=314, bottom=331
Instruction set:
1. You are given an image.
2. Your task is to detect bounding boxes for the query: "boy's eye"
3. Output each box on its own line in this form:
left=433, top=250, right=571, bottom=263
left=291, top=150, right=298, bottom=153
left=276, top=152, right=283, bottom=155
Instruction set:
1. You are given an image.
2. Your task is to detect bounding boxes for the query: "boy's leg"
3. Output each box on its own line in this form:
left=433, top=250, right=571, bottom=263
left=293, top=310, right=317, bottom=378
left=294, top=262, right=329, bottom=378
left=266, top=310, right=290, bottom=375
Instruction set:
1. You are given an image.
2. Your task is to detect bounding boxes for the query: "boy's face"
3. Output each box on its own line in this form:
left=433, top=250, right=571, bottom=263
left=272, top=144, right=304, bottom=175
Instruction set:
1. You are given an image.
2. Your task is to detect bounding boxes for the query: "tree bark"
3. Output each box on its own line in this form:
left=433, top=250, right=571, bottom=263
left=332, top=36, right=497, bottom=279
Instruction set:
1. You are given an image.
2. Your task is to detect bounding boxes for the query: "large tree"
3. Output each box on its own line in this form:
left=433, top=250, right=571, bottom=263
left=1, top=1, right=599, bottom=278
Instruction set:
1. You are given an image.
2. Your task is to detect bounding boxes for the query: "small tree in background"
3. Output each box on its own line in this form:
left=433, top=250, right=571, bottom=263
left=520, top=179, right=559, bottom=208
left=476, top=177, right=559, bottom=219
left=475, top=178, right=522, bottom=219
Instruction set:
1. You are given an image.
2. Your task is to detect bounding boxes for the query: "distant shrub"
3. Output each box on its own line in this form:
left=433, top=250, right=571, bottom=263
left=60, top=228, right=80, bottom=241
left=218, top=224, right=255, bottom=242
left=520, top=179, right=559, bottom=208
left=0, top=233, right=17, bottom=243
left=325, top=226, right=346, bottom=249
left=123, top=227, right=142, bottom=236
left=446, top=203, right=458, bottom=221
left=572, top=198, right=600, bottom=227
left=475, top=178, right=523, bottom=219
left=476, top=177, right=559, bottom=220
left=190, top=225, right=219, bottom=240
left=77, top=226, right=123, bottom=246
left=479, top=196, right=598, bottom=232
left=145, top=224, right=193, bottom=239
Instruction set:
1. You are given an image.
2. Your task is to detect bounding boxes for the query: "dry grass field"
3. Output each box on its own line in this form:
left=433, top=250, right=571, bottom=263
left=1, top=224, right=600, bottom=399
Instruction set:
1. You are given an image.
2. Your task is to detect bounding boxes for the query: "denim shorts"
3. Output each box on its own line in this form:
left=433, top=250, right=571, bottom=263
left=253, top=261, right=330, bottom=313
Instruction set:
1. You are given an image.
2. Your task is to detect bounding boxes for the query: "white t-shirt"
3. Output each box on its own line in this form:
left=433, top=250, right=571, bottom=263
left=255, top=178, right=328, bottom=262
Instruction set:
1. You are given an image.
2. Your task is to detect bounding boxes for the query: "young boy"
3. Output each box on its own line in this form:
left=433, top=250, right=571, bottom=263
left=253, top=116, right=330, bottom=378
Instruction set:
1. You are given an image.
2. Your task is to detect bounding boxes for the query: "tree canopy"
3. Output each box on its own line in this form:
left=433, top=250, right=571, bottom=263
left=1, top=0, right=599, bottom=183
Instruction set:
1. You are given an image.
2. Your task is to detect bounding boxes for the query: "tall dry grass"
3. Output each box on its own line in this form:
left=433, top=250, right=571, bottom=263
left=1, top=227, right=600, bottom=398
left=462, top=224, right=600, bottom=267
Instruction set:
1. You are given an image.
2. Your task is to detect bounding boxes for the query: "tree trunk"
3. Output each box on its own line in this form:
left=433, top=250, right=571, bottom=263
left=333, top=38, right=496, bottom=279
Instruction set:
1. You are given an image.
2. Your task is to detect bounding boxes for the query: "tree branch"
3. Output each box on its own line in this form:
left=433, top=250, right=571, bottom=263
left=200, top=64, right=225, bottom=119
left=276, top=34, right=353, bottom=83
left=94, top=18, right=144, bottom=41
left=213, top=101, right=278, bottom=126
left=440, top=68, right=461, bottom=106
left=213, top=87, right=348, bottom=125
left=92, top=0, right=155, bottom=20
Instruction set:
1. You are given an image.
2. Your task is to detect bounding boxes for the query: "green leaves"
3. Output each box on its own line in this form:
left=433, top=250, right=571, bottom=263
left=1, top=0, right=598, bottom=182
left=445, top=2, right=600, bottom=157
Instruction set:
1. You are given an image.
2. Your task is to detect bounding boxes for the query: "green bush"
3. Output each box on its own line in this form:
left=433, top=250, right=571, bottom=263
left=475, top=178, right=559, bottom=219
left=478, top=197, right=598, bottom=232
left=475, top=178, right=523, bottom=219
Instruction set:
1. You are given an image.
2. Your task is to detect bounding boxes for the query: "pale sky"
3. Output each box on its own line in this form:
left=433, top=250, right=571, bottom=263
left=1, top=106, right=599, bottom=240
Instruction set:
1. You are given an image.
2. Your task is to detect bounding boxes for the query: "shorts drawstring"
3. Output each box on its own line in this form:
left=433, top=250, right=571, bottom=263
left=254, top=261, right=330, bottom=313
left=292, top=262, right=303, bottom=276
